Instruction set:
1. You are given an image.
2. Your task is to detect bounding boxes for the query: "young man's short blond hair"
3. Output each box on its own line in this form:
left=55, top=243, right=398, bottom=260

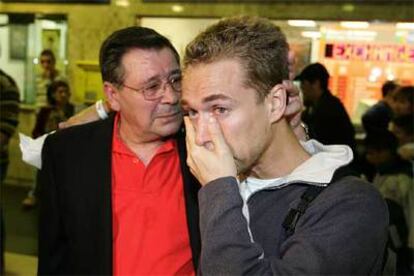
left=184, top=16, right=289, bottom=102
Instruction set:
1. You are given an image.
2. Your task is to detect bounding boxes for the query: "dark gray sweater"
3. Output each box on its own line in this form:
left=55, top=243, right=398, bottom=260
left=198, top=176, right=388, bottom=275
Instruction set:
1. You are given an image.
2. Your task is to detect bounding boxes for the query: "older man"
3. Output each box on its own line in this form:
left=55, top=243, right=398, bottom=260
left=38, top=27, right=201, bottom=275
left=182, top=16, right=388, bottom=275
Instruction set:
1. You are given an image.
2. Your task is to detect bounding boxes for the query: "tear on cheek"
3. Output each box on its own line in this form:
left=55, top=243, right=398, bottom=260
left=204, top=141, right=214, bottom=151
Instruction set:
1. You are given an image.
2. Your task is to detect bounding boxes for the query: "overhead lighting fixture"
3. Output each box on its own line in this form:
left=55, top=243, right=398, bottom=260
left=41, top=20, right=58, bottom=29
left=115, top=0, right=130, bottom=7
left=340, top=21, right=369, bottom=29
left=341, top=4, right=355, bottom=12
left=0, top=14, right=8, bottom=25
left=396, top=22, right=414, bottom=30
left=301, top=31, right=321, bottom=39
left=287, top=20, right=316, bottom=28
left=171, top=5, right=184, bottom=13
left=368, top=67, right=382, bottom=83
left=325, top=30, right=377, bottom=41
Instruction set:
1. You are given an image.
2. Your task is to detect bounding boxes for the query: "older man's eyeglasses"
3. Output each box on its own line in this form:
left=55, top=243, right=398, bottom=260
left=120, top=73, right=182, bottom=101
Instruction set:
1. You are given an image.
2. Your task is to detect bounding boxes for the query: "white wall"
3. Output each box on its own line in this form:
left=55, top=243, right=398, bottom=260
left=0, top=15, right=26, bottom=101
left=140, top=17, right=219, bottom=58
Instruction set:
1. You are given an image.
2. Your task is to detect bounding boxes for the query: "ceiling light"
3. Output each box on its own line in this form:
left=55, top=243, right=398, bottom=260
left=41, top=20, right=58, bottom=29
left=396, top=23, right=414, bottom=30
left=301, top=31, right=321, bottom=39
left=325, top=30, right=377, bottom=41
left=287, top=20, right=316, bottom=28
left=115, top=0, right=130, bottom=6
left=340, top=21, right=369, bottom=29
left=171, top=5, right=184, bottom=13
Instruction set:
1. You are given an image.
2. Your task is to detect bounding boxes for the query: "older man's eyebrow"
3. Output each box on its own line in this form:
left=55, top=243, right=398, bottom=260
left=142, top=68, right=181, bottom=84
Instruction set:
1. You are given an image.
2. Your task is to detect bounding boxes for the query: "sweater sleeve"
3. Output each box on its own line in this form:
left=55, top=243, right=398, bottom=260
left=198, top=177, right=389, bottom=275
left=0, top=73, right=20, bottom=139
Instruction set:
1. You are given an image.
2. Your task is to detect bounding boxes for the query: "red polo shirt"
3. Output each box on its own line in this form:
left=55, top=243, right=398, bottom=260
left=112, top=114, right=194, bottom=275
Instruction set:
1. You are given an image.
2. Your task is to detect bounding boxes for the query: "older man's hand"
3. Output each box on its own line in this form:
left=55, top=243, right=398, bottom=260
left=59, top=101, right=109, bottom=129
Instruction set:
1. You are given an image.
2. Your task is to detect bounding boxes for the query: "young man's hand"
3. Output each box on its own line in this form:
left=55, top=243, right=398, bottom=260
left=184, top=116, right=237, bottom=186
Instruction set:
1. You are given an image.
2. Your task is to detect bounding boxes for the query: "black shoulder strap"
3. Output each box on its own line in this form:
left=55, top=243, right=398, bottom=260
left=282, top=185, right=324, bottom=237
left=282, top=165, right=354, bottom=238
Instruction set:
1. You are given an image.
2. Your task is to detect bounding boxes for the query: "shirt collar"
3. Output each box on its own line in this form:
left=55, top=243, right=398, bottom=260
left=239, top=139, right=353, bottom=202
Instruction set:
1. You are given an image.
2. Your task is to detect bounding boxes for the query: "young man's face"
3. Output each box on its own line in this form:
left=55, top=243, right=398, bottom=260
left=105, top=47, right=182, bottom=141
left=181, top=59, right=274, bottom=174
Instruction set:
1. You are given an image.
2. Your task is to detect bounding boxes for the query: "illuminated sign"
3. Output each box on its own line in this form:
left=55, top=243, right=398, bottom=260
left=325, top=43, right=414, bottom=63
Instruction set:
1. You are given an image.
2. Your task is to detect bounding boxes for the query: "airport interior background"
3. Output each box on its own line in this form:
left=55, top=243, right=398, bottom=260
left=1, top=0, right=413, bottom=274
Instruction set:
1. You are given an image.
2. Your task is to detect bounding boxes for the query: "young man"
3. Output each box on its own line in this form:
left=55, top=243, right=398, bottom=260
left=182, top=16, right=388, bottom=274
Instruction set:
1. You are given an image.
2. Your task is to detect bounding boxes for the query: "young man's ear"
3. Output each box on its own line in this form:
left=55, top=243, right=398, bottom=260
left=267, top=83, right=287, bottom=123
left=103, top=82, right=121, bottom=111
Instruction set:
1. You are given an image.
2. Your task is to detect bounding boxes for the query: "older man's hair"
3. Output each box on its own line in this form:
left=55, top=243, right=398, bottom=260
left=99, top=27, right=180, bottom=87
left=184, top=16, right=289, bottom=101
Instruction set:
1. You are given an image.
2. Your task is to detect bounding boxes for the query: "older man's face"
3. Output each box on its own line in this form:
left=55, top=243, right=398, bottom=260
left=107, top=47, right=182, bottom=141
left=181, top=59, right=274, bottom=174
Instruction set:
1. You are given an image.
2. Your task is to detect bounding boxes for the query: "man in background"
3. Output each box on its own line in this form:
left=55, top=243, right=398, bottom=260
left=297, top=63, right=356, bottom=151
left=362, top=80, right=398, bottom=136
left=36, top=49, right=62, bottom=107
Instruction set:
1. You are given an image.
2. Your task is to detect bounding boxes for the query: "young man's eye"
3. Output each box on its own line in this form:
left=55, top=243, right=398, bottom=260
left=213, top=107, right=228, bottom=115
left=187, top=109, right=198, bottom=119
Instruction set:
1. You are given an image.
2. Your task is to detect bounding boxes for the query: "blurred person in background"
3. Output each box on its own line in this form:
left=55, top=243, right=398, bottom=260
left=390, top=115, right=414, bottom=163
left=362, top=80, right=398, bottom=136
left=297, top=63, right=356, bottom=151
left=364, top=130, right=413, bottom=275
left=22, top=80, right=74, bottom=208
left=392, top=86, right=414, bottom=118
left=296, top=63, right=361, bottom=176
left=361, top=81, right=399, bottom=181
left=0, top=69, right=20, bottom=274
left=36, top=49, right=64, bottom=107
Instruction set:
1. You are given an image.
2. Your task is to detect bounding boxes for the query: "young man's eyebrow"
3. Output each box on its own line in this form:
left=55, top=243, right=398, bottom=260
left=181, top=94, right=234, bottom=108
left=202, top=94, right=233, bottom=104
